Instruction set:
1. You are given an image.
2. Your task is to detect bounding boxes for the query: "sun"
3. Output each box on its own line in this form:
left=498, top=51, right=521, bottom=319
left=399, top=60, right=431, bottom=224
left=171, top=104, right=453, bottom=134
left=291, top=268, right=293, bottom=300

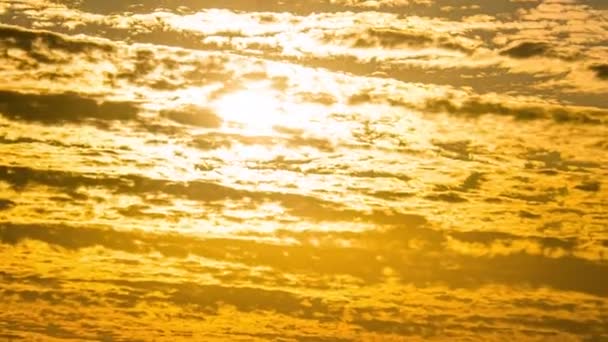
left=212, top=83, right=283, bottom=133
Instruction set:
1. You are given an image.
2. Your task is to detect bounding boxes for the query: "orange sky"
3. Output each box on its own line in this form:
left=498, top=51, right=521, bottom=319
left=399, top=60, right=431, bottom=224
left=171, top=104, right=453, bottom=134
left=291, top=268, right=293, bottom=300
left=0, top=0, right=607, bottom=340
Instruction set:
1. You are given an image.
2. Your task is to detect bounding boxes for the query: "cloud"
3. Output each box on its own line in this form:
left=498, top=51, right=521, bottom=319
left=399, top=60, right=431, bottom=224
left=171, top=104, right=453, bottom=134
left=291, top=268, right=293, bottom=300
left=3, top=221, right=608, bottom=297
left=424, top=192, right=468, bottom=203
left=0, top=24, right=114, bottom=65
left=590, top=64, right=608, bottom=80
left=323, top=26, right=475, bottom=54
left=114, top=49, right=232, bottom=90
left=0, top=22, right=235, bottom=98
left=329, top=0, right=433, bottom=8
left=0, top=199, right=15, bottom=210
left=253, top=158, right=412, bottom=184
left=0, top=90, right=138, bottom=125
left=500, top=41, right=550, bottom=59
left=427, top=171, right=486, bottom=200
left=190, top=131, right=335, bottom=152
left=3, top=0, right=608, bottom=101
left=574, top=181, right=600, bottom=192
left=160, top=105, right=223, bottom=128
left=0, top=164, right=120, bottom=194
left=352, top=28, right=435, bottom=48
left=419, top=96, right=607, bottom=124
left=295, top=91, right=337, bottom=105
left=433, top=140, right=474, bottom=161
left=0, top=164, right=427, bottom=226
left=344, top=82, right=606, bottom=123
left=524, top=149, right=601, bottom=171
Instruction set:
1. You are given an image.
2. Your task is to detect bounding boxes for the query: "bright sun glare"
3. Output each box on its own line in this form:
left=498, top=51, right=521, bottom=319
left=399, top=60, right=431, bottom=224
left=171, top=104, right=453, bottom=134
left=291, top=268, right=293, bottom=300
left=213, top=84, right=283, bottom=132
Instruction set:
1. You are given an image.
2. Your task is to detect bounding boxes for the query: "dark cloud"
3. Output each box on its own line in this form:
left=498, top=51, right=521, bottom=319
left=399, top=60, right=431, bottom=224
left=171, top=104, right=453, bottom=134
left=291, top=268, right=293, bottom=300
left=0, top=24, right=114, bottom=65
left=0, top=165, right=121, bottom=194
left=350, top=170, right=411, bottom=183
left=0, top=222, right=150, bottom=253
left=116, top=204, right=169, bottom=220
left=420, top=97, right=606, bottom=124
left=189, top=132, right=237, bottom=150
left=160, top=105, right=223, bottom=128
left=151, top=281, right=330, bottom=318
left=253, top=160, right=412, bottom=183
left=436, top=36, right=474, bottom=53
left=459, top=172, right=484, bottom=191
left=449, top=230, right=576, bottom=250
left=575, top=181, right=600, bottom=192
left=0, top=24, right=113, bottom=53
left=424, top=192, right=468, bottom=203
left=501, top=188, right=565, bottom=204
left=353, top=318, right=439, bottom=337
left=0, top=135, right=93, bottom=149
left=353, top=28, right=434, bottom=48
left=426, top=97, right=543, bottom=119
left=286, top=135, right=334, bottom=152
left=581, top=0, right=608, bottom=9
left=190, top=131, right=335, bottom=152
left=1, top=277, right=335, bottom=331
left=519, top=210, right=541, bottom=219
left=367, top=190, right=415, bottom=200
left=0, top=90, right=138, bottom=125
left=0, top=164, right=425, bottom=226
left=524, top=150, right=601, bottom=171
left=277, top=53, right=608, bottom=109
left=54, top=0, right=421, bottom=16
left=590, top=64, right=608, bottom=80
left=296, top=91, right=337, bottom=105
left=349, top=92, right=607, bottom=124
left=548, top=208, right=585, bottom=216
left=49, top=0, right=543, bottom=19
left=331, top=27, right=473, bottom=53
left=433, top=140, right=473, bottom=161
left=116, top=49, right=167, bottom=87
left=0, top=199, right=15, bottom=210
left=354, top=312, right=608, bottom=338
left=3, top=222, right=608, bottom=297
left=500, top=41, right=550, bottom=59
left=429, top=172, right=486, bottom=200
left=115, top=51, right=231, bottom=90
left=0, top=287, right=330, bottom=341
left=0, top=24, right=232, bottom=94
left=348, top=92, right=373, bottom=105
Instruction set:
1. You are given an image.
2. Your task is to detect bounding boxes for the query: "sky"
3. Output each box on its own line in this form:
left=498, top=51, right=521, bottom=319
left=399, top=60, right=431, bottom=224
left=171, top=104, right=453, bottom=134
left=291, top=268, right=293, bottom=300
left=0, top=0, right=607, bottom=340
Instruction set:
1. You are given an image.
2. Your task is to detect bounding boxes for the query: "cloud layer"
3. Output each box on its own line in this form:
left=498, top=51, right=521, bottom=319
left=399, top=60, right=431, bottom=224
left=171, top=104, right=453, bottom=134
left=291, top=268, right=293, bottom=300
left=0, top=0, right=607, bottom=340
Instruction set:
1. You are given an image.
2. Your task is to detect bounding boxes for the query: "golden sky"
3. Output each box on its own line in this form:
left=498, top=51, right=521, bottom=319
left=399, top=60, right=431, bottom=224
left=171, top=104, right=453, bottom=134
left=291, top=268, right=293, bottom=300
left=0, top=0, right=607, bottom=340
